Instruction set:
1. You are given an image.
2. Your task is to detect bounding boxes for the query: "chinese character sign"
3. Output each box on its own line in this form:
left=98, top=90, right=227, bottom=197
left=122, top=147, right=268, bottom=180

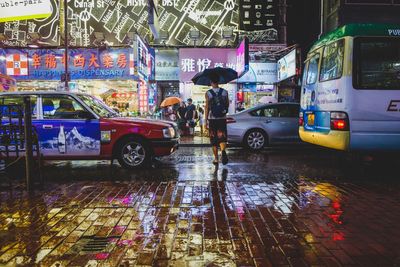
left=179, top=48, right=237, bottom=82
left=138, top=80, right=148, bottom=114
left=0, top=48, right=136, bottom=80
left=155, top=49, right=179, bottom=81
left=137, top=35, right=150, bottom=80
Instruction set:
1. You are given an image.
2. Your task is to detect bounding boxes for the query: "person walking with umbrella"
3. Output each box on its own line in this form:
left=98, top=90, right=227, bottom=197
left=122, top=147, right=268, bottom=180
left=205, top=73, right=230, bottom=165
left=192, top=67, right=237, bottom=165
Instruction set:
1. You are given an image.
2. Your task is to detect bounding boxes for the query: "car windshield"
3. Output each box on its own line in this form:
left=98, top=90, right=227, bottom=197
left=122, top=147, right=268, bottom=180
left=77, top=95, right=119, bottom=118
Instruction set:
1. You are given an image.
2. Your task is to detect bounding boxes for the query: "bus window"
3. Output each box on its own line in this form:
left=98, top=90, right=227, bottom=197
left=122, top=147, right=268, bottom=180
left=354, top=37, right=400, bottom=90
left=319, top=39, right=344, bottom=82
left=306, top=54, right=320, bottom=85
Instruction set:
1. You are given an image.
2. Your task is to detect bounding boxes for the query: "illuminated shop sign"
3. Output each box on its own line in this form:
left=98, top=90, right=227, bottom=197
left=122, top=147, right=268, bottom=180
left=236, top=37, right=249, bottom=78
left=138, top=80, right=148, bottom=113
left=0, top=0, right=52, bottom=22
left=136, top=35, right=155, bottom=81
left=179, top=42, right=249, bottom=82
left=277, top=49, right=296, bottom=82
left=239, top=0, right=279, bottom=42
left=179, top=48, right=237, bottom=82
left=0, top=48, right=136, bottom=80
left=155, top=49, right=179, bottom=81
left=238, top=63, right=277, bottom=84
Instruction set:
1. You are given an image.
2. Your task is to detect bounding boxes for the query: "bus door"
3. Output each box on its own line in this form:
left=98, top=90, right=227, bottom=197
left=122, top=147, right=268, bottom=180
left=302, top=52, right=320, bottom=132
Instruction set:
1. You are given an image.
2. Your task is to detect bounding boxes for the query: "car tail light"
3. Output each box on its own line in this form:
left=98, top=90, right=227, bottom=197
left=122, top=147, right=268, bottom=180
left=299, top=111, right=304, bottom=126
left=226, top=117, right=236, bottom=124
left=330, top=112, right=349, bottom=131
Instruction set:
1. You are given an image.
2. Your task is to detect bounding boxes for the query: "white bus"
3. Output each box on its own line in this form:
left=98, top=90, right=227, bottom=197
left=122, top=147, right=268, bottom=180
left=299, top=23, right=400, bottom=152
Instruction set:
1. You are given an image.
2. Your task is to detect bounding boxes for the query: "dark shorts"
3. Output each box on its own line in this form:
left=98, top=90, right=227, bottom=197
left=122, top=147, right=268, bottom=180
left=209, top=119, right=227, bottom=146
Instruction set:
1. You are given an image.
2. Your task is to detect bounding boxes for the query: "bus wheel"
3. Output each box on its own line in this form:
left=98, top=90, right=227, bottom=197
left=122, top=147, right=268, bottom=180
left=244, top=129, right=267, bottom=151
left=116, top=137, right=151, bottom=169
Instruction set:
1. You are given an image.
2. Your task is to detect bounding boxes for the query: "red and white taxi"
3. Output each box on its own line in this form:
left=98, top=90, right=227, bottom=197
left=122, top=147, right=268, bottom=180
left=0, top=91, right=179, bottom=168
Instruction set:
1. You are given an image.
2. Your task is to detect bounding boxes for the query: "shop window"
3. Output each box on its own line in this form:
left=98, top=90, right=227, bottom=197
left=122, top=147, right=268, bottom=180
left=306, top=54, right=320, bottom=85
left=42, top=96, right=87, bottom=119
left=0, top=95, right=38, bottom=119
left=319, top=39, right=344, bottom=82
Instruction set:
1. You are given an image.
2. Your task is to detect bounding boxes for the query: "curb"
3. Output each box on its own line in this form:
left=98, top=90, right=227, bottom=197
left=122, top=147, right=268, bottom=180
left=179, top=143, right=212, bottom=147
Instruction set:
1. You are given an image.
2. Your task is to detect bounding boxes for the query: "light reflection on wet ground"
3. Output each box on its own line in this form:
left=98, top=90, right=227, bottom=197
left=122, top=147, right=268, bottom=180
left=1, top=146, right=399, bottom=266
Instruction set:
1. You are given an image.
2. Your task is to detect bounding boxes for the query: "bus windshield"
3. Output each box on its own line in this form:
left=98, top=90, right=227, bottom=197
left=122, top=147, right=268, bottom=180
left=354, top=37, right=400, bottom=90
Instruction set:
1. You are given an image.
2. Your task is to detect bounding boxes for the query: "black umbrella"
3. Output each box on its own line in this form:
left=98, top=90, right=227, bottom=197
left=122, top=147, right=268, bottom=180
left=191, top=67, right=238, bottom=86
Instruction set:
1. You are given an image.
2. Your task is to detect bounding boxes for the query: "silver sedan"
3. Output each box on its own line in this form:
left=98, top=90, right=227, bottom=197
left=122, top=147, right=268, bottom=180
left=227, top=103, right=300, bottom=150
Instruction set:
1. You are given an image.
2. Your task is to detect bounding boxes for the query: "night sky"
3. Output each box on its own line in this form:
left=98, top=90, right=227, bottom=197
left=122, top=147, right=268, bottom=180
left=287, top=0, right=321, bottom=55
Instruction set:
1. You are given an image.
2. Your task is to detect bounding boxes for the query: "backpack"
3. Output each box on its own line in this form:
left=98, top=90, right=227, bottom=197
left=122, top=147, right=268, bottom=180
left=209, top=88, right=227, bottom=118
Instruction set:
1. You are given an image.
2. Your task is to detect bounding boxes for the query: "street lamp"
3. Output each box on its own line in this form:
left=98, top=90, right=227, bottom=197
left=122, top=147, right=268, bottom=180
left=94, top=32, right=106, bottom=47
left=28, top=32, right=44, bottom=48
left=189, top=29, right=200, bottom=47
left=126, top=32, right=137, bottom=46
left=0, top=33, right=7, bottom=42
left=222, top=29, right=233, bottom=47
left=0, top=33, right=7, bottom=47
left=159, top=31, right=169, bottom=46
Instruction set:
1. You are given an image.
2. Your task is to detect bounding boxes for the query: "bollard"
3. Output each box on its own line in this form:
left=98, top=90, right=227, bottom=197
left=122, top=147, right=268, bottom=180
left=23, top=96, right=34, bottom=191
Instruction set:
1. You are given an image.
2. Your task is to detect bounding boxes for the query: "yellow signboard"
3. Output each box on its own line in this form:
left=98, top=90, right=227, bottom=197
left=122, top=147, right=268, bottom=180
left=0, top=0, right=52, bottom=22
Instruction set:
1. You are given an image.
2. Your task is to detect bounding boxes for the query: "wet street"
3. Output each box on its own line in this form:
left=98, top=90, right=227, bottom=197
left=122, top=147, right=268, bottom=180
left=1, top=146, right=399, bottom=267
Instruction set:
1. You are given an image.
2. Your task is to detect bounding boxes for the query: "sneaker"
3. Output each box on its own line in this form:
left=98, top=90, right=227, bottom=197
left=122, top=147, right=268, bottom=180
left=221, top=150, right=228, bottom=165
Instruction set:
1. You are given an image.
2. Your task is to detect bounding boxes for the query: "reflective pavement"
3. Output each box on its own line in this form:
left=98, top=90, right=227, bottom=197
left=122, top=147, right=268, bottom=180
left=0, top=146, right=399, bottom=266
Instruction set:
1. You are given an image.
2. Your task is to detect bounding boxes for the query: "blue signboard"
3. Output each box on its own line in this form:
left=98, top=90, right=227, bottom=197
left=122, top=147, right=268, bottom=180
left=0, top=48, right=137, bottom=80
left=242, top=83, right=257, bottom=93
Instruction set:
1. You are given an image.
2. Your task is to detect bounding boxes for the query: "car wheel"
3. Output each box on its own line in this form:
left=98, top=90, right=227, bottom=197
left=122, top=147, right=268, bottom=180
left=116, top=137, right=151, bottom=169
left=244, top=129, right=267, bottom=151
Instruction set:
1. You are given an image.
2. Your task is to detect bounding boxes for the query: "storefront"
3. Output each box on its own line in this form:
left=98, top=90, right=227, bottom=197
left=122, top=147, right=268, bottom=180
left=178, top=39, right=249, bottom=114
left=155, top=48, right=180, bottom=106
left=0, top=40, right=155, bottom=116
left=236, top=62, right=278, bottom=110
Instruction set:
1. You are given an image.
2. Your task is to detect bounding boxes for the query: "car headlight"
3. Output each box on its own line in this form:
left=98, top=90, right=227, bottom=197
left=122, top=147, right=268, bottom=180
left=162, top=127, right=175, bottom=138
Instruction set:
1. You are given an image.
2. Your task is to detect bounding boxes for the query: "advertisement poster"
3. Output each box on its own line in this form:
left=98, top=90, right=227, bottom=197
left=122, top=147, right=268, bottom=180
left=237, top=63, right=277, bottom=84
left=34, top=120, right=101, bottom=156
left=0, top=48, right=136, bottom=80
left=277, top=49, right=296, bottom=82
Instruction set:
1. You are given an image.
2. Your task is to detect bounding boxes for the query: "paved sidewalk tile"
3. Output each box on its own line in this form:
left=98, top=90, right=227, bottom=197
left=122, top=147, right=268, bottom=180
left=0, top=178, right=399, bottom=266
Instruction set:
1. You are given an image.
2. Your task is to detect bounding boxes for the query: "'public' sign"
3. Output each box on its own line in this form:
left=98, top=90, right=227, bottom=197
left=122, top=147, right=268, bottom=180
left=0, top=0, right=52, bottom=22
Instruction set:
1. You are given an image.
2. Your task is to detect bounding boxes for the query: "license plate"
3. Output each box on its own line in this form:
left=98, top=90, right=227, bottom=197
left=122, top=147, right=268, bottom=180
left=307, top=114, right=315, bottom=126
